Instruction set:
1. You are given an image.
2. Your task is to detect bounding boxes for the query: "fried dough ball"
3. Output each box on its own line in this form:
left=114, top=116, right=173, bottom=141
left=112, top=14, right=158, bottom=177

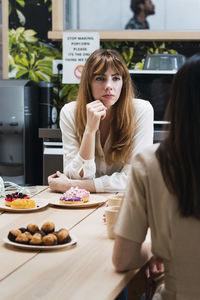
left=15, top=233, right=29, bottom=244
left=56, top=229, right=71, bottom=244
left=27, top=224, right=39, bottom=234
left=42, top=233, right=57, bottom=246
left=29, top=233, right=43, bottom=245
left=8, top=229, right=22, bottom=242
left=23, top=231, right=32, bottom=240
left=41, top=222, right=55, bottom=234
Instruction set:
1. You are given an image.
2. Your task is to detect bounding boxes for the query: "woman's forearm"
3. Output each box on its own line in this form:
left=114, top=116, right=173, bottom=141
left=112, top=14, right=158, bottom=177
left=79, top=100, right=106, bottom=161
left=79, top=128, right=96, bottom=160
left=78, top=129, right=96, bottom=178
left=69, top=179, right=96, bottom=192
left=48, top=173, right=96, bottom=193
left=113, top=236, right=152, bottom=272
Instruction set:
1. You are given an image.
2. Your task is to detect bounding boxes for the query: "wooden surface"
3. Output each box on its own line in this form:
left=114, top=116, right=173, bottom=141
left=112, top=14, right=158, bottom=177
left=2, top=0, right=8, bottom=79
left=50, top=2, right=200, bottom=41
left=52, top=0, right=63, bottom=31
left=0, top=187, right=145, bottom=300
left=48, top=30, right=200, bottom=41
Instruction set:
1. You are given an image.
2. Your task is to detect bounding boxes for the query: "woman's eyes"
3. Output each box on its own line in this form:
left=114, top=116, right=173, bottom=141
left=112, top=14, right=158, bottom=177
left=95, top=76, right=104, bottom=81
left=94, top=76, right=121, bottom=81
left=113, top=76, right=121, bottom=81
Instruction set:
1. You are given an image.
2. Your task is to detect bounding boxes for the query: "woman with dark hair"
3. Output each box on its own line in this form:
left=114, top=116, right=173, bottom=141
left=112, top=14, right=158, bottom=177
left=48, top=49, right=153, bottom=193
left=112, top=54, right=200, bottom=299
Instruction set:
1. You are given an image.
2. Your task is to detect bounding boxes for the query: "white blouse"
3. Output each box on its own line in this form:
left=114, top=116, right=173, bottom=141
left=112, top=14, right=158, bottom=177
left=60, top=99, right=154, bottom=192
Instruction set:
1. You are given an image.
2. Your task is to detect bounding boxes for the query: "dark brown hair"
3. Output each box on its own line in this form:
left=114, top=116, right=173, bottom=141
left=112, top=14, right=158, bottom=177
left=156, top=53, right=200, bottom=218
left=131, top=0, right=146, bottom=14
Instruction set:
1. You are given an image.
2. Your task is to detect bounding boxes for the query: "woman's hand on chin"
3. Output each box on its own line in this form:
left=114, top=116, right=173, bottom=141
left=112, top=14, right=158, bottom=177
left=48, top=171, right=71, bottom=193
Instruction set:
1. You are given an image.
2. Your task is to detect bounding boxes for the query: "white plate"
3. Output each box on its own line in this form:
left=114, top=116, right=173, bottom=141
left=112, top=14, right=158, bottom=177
left=0, top=199, right=49, bottom=212
left=49, top=194, right=106, bottom=208
left=4, top=235, right=77, bottom=251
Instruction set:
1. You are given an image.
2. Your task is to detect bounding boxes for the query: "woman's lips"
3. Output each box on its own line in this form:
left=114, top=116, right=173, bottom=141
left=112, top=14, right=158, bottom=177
left=102, top=94, right=114, bottom=99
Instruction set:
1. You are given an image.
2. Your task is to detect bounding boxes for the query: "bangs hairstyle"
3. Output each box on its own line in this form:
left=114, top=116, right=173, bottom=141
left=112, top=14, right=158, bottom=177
left=75, top=49, right=136, bottom=164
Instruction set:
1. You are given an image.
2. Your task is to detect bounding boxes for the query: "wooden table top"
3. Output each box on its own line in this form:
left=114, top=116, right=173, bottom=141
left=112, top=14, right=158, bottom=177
left=0, top=187, right=141, bottom=300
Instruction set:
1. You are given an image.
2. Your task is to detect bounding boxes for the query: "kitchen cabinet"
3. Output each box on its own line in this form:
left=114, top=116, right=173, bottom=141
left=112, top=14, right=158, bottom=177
left=39, top=128, right=63, bottom=185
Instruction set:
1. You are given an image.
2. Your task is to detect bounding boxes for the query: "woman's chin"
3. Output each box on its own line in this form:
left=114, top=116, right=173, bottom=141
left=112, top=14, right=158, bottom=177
left=101, top=99, right=117, bottom=108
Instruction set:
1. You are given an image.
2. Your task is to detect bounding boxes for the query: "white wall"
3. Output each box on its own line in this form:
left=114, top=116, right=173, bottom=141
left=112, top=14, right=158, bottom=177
left=68, top=0, right=200, bottom=31
left=79, top=0, right=131, bottom=30
left=148, top=0, right=165, bottom=30
left=150, top=0, right=200, bottom=30
left=165, top=0, right=200, bottom=30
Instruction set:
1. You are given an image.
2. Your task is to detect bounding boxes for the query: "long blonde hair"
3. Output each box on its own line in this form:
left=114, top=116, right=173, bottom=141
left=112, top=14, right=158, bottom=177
left=75, top=49, right=136, bottom=164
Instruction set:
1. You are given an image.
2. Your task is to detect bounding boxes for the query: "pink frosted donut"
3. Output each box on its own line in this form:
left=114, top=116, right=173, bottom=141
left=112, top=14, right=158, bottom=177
left=60, top=187, right=90, bottom=204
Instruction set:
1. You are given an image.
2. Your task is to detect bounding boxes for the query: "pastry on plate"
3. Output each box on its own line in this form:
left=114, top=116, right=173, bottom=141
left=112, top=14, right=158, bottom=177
left=42, top=233, right=57, bottom=246
left=7, top=223, right=72, bottom=247
left=5, top=192, right=29, bottom=207
left=8, top=229, right=22, bottom=242
left=10, top=198, right=36, bottom=209
left=23, top=231, right=32, bottom=240
left=27, top=224, right=39, bottom=234
left=15, top=233, right=29, bottom=244
left=56, top=229, right=71, bottom=244
left=29, top=233, right=43, bottom=245
left=41, top=222, right=55, bottom=234
left=60, top=187, right=90, bottom=204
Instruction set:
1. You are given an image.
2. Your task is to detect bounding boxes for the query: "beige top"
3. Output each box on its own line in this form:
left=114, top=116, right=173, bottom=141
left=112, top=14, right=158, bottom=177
left=114, top=143, right=200, bottom=300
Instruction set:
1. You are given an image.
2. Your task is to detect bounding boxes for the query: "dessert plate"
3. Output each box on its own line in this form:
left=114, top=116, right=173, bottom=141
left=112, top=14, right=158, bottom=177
left=0, top=199, right=49, bottom=212
left=49, top=194, right=106, bottom=208
left=4, top=235, right=77, bottom=251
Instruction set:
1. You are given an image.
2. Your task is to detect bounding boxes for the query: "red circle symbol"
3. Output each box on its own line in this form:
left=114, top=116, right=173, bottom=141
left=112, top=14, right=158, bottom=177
left=74, top=65, right=84, bottom=79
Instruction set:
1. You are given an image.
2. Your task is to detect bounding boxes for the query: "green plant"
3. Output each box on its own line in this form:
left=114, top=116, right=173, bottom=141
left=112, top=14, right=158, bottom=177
left=9, top=27, right=61, bottom=82
left=101, top=41, right=177, bottom=70
left=8, top=0, right=79, bottom=125
left=52, top=83, right=79, bottom=124
left=101, top=41, right=135, bottom=68
left=49, top=78, right=78, bottom=126
left=9, top=0, right=52, bottom=26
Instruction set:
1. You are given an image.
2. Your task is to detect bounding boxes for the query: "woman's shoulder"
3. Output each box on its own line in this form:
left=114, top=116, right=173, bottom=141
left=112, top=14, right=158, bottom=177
left=133, top=98, right=154, bottom=124
left=133, top=98, right=153, bottom=113
left=135, top=142, right=158, bottom=156
left=133, top=143, right=159, bottom=166
left=131, top=144, right=160, bottom=176
left=61, top=101, right=76, bottom=113
left=60, top=101, right=76, bottom=118
left=60, top=101, right=77, bottom=127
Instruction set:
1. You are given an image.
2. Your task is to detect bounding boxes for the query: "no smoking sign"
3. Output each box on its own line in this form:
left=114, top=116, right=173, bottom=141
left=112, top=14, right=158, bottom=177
left=74, top=65, right=84, bottom=79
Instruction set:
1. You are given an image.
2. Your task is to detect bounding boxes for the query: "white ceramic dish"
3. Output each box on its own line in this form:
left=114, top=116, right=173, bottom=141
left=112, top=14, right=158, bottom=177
left=49, top=195, right=106, bottom=208
left=0, top=199, right=49, bottom=212
left=4, top=235, right=77, bottom=251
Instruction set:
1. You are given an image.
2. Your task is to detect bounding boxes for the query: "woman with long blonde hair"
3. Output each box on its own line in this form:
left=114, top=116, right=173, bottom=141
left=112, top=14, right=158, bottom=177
left=48, top=49, right=153, bottom=192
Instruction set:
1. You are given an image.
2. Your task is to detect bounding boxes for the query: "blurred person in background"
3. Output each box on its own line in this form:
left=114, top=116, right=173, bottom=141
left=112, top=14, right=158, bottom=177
left=125, top=0, right=155, bottom=30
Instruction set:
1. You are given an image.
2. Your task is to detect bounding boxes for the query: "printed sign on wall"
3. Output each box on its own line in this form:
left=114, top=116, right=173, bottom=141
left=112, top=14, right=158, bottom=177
left=62, top=32, right=100, bottom=84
